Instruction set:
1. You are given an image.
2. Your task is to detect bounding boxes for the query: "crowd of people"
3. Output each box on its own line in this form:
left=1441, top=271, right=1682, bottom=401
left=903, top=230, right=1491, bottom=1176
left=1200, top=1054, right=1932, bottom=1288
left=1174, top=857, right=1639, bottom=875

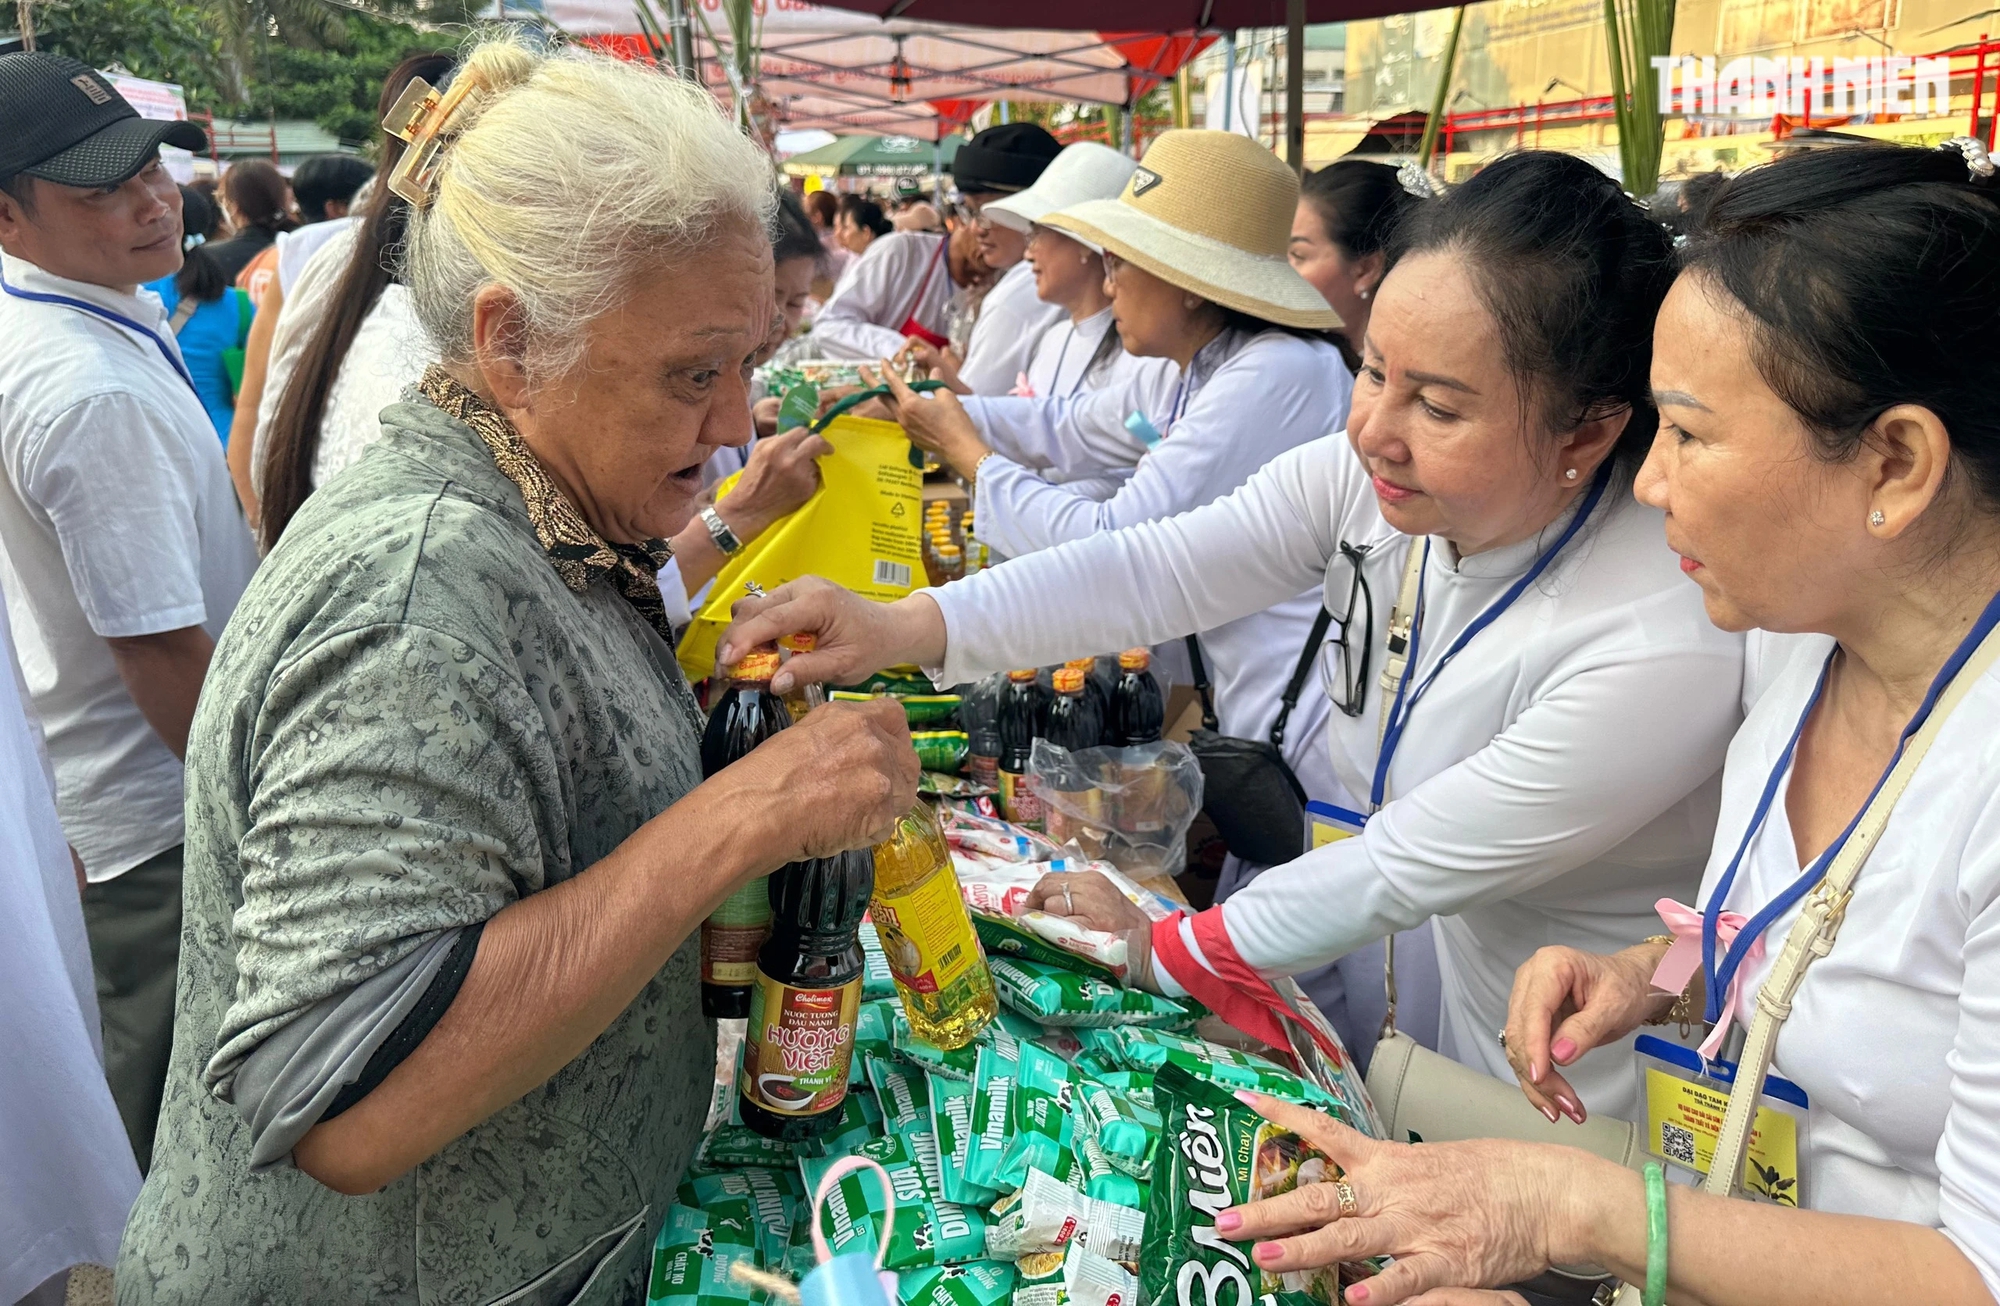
left=2, top=25, right=1999, bottom=1306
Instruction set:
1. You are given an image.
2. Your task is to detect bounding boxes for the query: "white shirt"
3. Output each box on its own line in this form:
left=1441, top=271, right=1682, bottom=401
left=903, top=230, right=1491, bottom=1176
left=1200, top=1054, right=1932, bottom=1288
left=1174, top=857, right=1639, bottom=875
left=935, top=329, right=1355, bottom=851
left=252, top=225, right=436, bottom=499
left=931, top=437, right=1743, bottom=1118
left=808, top=231, right=952, bottom=361
left=0, top=599, right=140, bottom=1300
left=273, top=216, right=359, bottom=298
left=0, top=252, right=258, bottom=879
left=965, top=307, right=1178, bottom=502
left=1705, top=629, right=2000, bottom=1289
left=956, top=259, right=1063, bottom=396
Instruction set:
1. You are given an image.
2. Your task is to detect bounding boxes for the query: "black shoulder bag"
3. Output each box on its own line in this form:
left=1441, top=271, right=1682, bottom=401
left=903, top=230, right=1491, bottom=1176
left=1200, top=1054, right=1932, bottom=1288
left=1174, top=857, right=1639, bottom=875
left=1182, top=606, right=1335, bottom=868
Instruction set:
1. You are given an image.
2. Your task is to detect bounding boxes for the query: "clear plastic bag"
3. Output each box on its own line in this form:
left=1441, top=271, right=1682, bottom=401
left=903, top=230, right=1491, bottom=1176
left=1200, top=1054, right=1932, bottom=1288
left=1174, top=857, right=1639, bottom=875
left=1026, top=739, right=1204, bottom=880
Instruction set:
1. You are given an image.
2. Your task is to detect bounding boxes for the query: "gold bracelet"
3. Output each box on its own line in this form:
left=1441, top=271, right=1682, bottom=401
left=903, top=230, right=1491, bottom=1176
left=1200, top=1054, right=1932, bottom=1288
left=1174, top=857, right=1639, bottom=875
left=1638, top=934, right=1700, bottom=1039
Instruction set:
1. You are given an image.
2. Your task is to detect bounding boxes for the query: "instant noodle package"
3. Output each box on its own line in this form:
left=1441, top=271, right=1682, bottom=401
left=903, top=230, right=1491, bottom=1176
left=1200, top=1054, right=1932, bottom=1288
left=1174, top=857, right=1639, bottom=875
left=646, top=809, right=1384, bottom=1306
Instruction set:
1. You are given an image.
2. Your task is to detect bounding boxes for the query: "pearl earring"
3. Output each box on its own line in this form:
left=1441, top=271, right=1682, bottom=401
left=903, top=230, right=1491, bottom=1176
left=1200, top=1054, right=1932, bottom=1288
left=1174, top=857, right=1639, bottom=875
left=1564, top=468, right=1579, bottom=481
left=1358, top=288, right=1372, bottom=301
left=1870, top=509, right=1886, bottom=527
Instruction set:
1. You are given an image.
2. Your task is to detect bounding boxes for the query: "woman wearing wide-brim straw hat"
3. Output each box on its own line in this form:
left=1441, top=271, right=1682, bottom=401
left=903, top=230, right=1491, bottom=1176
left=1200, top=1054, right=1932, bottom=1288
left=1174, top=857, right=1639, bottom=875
left=864, top=129, right=1437, bottom=1058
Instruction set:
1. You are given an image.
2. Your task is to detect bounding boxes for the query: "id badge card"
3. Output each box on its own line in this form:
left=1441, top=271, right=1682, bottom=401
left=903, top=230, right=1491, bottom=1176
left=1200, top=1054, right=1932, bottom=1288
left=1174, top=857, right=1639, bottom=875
left=1305, top=800, right=1368, bottom=850
left=1633, top=1034, right=1810, bottom=1205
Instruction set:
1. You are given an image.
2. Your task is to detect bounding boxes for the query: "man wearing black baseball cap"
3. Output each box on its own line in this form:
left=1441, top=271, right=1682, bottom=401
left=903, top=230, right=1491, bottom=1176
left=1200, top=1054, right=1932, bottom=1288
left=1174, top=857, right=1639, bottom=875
left=943, top=122, right=1065, bottom=394
left=0, top=52, right=257, bottom=1175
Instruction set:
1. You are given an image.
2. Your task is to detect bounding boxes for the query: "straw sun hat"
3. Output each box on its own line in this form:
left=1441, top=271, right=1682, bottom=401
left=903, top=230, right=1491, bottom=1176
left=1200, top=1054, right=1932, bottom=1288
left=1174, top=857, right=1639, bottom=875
left=1041, top=129, right=1339, bottom=330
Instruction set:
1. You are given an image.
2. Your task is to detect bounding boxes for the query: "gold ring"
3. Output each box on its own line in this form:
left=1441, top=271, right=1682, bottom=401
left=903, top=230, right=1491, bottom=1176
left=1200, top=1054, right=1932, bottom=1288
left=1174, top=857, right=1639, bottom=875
left=1333, top=1179, right=1359, bottom=1219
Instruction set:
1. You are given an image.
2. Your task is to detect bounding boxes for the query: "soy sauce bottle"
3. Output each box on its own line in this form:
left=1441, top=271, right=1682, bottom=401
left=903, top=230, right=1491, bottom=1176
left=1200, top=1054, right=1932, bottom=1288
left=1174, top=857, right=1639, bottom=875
left=1041, top=666, right=1105, bottom=844
left=739, top=847, right=874, bottom=1141
left=1106, top=648, right=1165, bottom=746
left=1064, top=658, right=1111, bottom=728
left=700, top=648, right=792, bottom=1018
left=996, top=668, right=1047, bottom=829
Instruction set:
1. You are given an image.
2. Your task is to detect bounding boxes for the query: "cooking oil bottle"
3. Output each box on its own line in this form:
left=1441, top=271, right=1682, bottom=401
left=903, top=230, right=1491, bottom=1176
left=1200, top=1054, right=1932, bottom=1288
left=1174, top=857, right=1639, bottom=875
left=869, top=801, right=997, bottom=1049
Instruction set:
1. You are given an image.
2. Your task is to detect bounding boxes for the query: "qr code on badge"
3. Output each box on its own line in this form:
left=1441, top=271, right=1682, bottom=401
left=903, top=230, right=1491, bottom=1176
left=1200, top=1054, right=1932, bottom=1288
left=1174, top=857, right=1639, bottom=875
left=1660, top=1120, right=1697, bottom=1166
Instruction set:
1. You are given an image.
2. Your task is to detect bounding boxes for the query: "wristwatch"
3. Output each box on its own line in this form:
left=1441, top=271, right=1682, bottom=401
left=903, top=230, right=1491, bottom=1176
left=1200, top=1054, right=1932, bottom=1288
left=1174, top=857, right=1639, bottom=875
left=700, top=505, right=743, bottom=558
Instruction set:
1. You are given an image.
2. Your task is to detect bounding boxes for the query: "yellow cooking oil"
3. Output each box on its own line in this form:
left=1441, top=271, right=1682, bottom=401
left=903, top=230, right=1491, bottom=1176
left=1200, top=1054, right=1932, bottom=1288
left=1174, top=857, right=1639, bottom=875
left=868, top=801, right=997, bottom=1049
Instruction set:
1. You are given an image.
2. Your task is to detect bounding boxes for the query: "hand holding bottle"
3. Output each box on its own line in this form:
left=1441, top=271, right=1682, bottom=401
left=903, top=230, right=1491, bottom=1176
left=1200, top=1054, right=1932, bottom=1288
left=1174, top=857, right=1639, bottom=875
left=713, top=695, right=919, bottom=864
left=719, top=576, right=949, bottom=696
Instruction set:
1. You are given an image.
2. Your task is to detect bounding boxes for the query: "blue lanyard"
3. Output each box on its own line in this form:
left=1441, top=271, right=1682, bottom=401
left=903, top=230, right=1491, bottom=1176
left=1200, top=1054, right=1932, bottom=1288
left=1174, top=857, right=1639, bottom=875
left=1700, top=585, right=2000, bottom=1024
left=1369, top=462, right=1614, bottom=811
left=0, top=266, right=199, bottom=397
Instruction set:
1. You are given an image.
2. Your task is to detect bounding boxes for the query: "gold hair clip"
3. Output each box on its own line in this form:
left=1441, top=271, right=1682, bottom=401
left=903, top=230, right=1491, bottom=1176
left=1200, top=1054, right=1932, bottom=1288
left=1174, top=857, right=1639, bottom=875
left=382, top=71, right=488, bottom=207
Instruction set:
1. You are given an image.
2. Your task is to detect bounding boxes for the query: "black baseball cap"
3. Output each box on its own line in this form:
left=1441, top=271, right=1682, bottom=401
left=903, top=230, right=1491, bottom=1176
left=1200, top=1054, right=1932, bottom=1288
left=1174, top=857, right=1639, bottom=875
left=0, top=53, right=207, bottom=188
left=950, top=123, right=1061, bottom=195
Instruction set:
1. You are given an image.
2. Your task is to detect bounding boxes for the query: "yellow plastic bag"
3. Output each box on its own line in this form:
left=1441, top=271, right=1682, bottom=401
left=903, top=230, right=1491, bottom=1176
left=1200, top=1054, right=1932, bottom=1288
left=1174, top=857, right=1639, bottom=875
left=677, top=414, right=924, bottom=682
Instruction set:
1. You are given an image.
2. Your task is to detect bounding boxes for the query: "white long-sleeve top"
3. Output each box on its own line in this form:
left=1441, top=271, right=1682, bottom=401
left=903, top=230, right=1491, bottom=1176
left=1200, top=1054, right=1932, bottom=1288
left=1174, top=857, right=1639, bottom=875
left=1703, top=629, right=2000, bottom=1288
left=964, top=307, right=1178, bottom=502
left=966, top=326, right=1353, bottom=558
left=938, top=329, right=1357, bottom=867
left=929, top=436, right=1744, bottom=1118
left=956, top=260, right=1065, bottom=396
left=806, top=231, right=952, bottom=362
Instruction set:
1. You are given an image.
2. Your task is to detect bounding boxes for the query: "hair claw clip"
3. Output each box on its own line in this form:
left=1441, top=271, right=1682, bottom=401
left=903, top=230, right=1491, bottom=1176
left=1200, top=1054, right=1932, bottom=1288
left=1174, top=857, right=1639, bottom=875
left=382, top=71, right=488, bottom=207
left=1944, top=136, right=1997, bottom=181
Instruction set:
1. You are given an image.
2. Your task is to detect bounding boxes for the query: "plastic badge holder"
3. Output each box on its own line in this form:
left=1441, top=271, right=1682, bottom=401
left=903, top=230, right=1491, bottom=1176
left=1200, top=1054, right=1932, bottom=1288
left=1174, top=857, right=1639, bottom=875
left=799, top=1155, right=899, bottom=1306
left=1633, top=1033, right=1810, bottom=1206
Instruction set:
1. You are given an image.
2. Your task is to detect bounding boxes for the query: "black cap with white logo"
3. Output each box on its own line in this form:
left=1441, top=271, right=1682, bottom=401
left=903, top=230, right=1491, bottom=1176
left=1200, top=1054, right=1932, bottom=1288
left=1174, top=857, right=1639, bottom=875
left=0, top=53, right=208, bottom=188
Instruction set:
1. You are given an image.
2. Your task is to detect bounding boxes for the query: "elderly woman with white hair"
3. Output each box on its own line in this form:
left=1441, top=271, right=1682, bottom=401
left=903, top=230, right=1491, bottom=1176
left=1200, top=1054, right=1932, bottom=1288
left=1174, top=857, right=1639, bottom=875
left=116, top=35, right=916, bottom=1305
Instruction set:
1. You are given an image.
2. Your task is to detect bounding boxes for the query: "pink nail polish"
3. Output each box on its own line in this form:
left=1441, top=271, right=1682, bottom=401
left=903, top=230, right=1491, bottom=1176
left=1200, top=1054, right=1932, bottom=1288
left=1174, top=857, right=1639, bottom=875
left=1232, top=1090, right=1261, bottom=1106
left=1215, top=1211, right=1242, bottom=1234
left=1552, top=1037, right=1577, bottom=1062
left=1253, top=1243, right=1283, bottom=1266
left=1538, top=1103, right=1558, bottom=1124
left=1347, top=1284, right=1371, bottom=1304
left=1529, top=1060, right=1544, bottom=1082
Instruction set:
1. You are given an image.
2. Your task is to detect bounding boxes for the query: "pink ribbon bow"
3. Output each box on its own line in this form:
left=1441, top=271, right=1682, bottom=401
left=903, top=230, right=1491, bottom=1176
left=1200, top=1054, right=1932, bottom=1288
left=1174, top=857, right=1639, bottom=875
left=1650, top=897, right=1763, bottom=1061
left=1008, top=370, right=1037, bottom=398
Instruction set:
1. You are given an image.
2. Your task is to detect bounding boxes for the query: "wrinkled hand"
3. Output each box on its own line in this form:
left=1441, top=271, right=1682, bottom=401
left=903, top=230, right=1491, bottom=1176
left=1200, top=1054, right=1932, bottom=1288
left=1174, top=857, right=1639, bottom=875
left=1504, top=943, right=1670, bottom=1125
left=1218, top=1095, right=1566, bottom=1305
left=751, top=395, right=784, bottom=437
left=716, top=426, right=832, bottom=542
left=717, top=575, right=948, bottom=696
left=866, top=361, right=991, bottom=479
left=716, top=697, right=918, bottom=864
left=1022, top=869, right=1160, bottom=991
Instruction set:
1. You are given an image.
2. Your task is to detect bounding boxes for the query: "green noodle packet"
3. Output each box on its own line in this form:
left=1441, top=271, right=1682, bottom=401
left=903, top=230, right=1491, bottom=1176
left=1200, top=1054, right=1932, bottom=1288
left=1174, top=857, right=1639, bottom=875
left=646, top=1198, right=762, bottom=1306
left=1142, top=1063, right=1353, bottom=1306
left=1092, top=1027, right=1343, bottom=1114
left=997, top=1042, right=1079, bottom=1190
left=797, top=1129, right=988, bottom=1270
left=892, top=1008, right=1026, bottom=1081
left=927, top=1071, right=1000, bottom=1207
left=988, top=957, right=1190, bottom=1029
left=962, top=1042, right=1017, bottom=1193
left=854, top=998, right=897, bottom=1083
left=983, top=1167, right=1145, bottom=1262
left=1072, top=1075, right=1160, bottom=1179
left=897, top=1260, right=1018, bottom=1306
left=1070, top=1129, right=1146, bottom=1209
left=674, top=1167, right=803, bottom=1268
left=866, top=1053, right=932, bottom=1137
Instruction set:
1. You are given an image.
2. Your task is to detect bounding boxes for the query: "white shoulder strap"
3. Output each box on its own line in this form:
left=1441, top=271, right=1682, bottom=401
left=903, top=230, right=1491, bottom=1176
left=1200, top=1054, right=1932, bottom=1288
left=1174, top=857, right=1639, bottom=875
left=1377, top=540, right=1426, bottom=749
left=1373, top=539, right=1427, bottom=1038
left=1703, top=621, right=2000, bottom=1197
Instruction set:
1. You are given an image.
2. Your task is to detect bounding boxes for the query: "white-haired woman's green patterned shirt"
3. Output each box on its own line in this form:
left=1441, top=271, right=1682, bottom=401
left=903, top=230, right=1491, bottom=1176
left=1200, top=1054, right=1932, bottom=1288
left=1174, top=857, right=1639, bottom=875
left=119, top=373, right=713, bottom=1306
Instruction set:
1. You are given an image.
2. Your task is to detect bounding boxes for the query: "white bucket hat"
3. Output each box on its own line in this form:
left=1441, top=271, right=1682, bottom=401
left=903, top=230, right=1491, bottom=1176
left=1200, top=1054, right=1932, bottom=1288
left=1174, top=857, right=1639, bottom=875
left=1041, top=130, right=1339, bottom=330
left=983, top=142, right=1137, bottom=240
